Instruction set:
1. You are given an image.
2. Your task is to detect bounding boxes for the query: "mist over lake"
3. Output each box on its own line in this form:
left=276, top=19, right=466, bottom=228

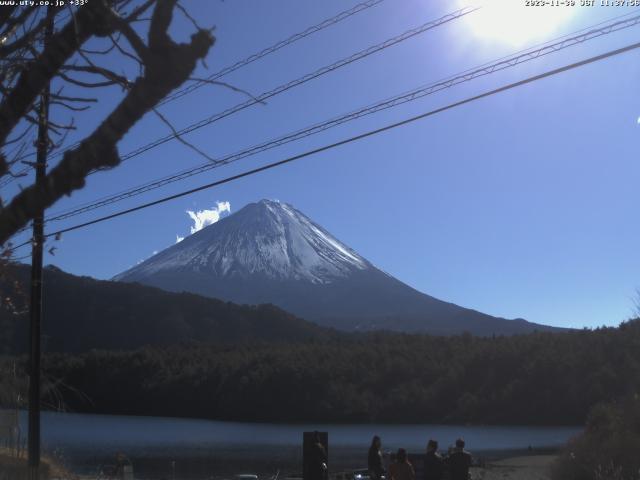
left=24, top=411, right=581, bottom=478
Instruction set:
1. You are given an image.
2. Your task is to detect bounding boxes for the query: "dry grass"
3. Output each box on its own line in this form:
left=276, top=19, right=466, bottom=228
left=0, top=446, right=78, bottom=480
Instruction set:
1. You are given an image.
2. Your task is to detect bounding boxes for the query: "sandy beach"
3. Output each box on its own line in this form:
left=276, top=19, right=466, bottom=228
left=472, top=455, right=557, bottom=480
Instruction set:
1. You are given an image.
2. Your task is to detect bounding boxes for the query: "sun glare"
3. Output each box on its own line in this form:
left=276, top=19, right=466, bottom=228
left=461, top=0, right=577, bottom=46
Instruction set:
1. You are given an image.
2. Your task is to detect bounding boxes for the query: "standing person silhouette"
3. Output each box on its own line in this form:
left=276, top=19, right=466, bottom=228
left=423, top=439, right=443, bottom=480
left=447, top=438, right=472, bottom=480
left=388, top=448, right=415, bottom=480
left=368, top=435, right=385, bottom=480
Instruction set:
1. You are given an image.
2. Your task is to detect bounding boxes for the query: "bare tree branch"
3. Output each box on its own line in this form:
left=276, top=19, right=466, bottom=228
left=188, top=76, right=266, bottom=104
left=0, top=6, right=17, bottom=33
left=0, top=1, right=119, bottom=176
left=108, top=31, right=143, bottom=66
left=152, top=106, right=217, bottom=162
left=80, top=43, right=117, bottom=56
left=5, top=139, right=32, bottom=171
left=0, top=9, right=54, bottom=59
left=176, top=2, right=203, bottom=31
left=50, top=93, right=98, bottom=103
left=0, top=7, right=32, bottom=44
left=0, top=0, right=215, bottom=244
left=117, top=19, right=151, bottom=64
left=64, top=62, right=131, bottom=87
left=3, top=123, right=35, bottom=147
left=49, top=100, right=91, bottom=112
left=48, top=119, right=76, bottom=132
left=123, top=0, right=157, bottom=22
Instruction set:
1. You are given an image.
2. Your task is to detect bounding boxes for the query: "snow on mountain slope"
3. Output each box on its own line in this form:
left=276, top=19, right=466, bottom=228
left=115, top=199, right=369, bottom=284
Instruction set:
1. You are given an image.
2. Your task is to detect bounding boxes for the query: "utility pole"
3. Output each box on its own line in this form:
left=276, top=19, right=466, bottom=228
left=28, top=8, right=53, bottom=480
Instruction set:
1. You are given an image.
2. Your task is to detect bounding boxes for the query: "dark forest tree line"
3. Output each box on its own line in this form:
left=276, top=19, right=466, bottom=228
left=2, top=319, right=639, bottom=425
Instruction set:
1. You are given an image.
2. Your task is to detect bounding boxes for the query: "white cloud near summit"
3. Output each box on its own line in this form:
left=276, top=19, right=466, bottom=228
left=188, top=201, right=231, bottom=234
left=176, top=201, right=231, bottom=243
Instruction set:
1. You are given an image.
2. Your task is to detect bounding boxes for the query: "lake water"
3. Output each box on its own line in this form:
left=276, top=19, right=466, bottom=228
left=17, top=411, right=581, bottom=479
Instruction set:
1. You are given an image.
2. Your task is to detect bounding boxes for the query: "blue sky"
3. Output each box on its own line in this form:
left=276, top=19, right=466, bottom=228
left=5, top=0, right=640, bottom=329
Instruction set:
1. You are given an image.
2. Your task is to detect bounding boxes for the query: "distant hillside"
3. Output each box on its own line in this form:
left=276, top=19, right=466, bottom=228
left=0, top=263, right=333, bottom=354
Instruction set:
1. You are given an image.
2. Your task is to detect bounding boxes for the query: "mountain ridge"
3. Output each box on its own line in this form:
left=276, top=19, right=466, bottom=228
left=115, top=199, right=561, bottom=335
left=0, top=263, right=333, bottom=354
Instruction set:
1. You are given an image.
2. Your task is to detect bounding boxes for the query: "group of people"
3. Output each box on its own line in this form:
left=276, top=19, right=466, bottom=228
left=367, top=436, right=472, bottom=480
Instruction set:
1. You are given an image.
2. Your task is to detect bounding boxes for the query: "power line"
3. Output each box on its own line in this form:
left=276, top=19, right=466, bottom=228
left=6, top=3, right=477, bottom=203
left=12, top=38, right=640, bottom=250
left=6, top=4, right=479, bottom=226
left=1, top=0, right=386, bottom=185
left=6, top=3, right=481, bottom=244
left=98, top=6, right=478, bottom=166
left=159, top=0, right=387, bottom=105
left=44, top=11, right=640, bottom=223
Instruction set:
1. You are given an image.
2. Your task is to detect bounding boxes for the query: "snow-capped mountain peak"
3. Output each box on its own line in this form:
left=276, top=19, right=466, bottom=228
left=115, top=199, right=369, bottom=284
left=114, top=199, right=559, bottom=336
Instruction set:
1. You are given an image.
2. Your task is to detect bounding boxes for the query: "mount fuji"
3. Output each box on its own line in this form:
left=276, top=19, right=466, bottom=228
left=114, top=199, right=557, bottom=335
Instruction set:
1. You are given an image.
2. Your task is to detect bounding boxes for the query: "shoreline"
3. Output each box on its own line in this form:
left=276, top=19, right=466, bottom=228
left=66, top=454, right=562, bottom=480
left=64, top=450, right=560, bottom=480
left=471, top=455, right=557, bottom=480
left=12, top=407, right=585, bottom=428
